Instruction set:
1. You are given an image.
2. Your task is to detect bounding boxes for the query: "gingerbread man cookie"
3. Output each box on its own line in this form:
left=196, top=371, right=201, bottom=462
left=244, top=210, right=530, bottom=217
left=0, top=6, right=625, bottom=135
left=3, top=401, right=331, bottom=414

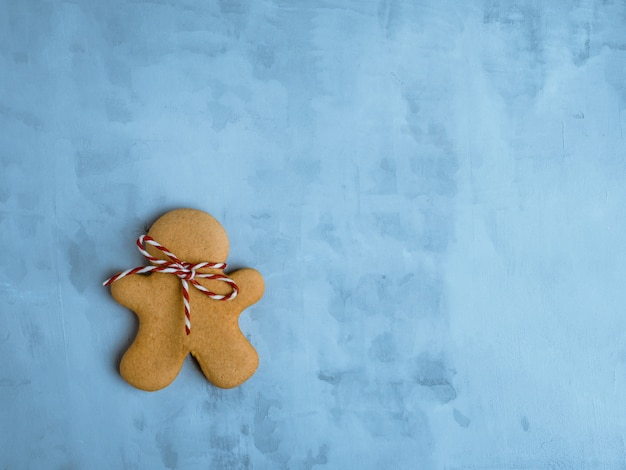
left=104, top=208, right=264, bottom=391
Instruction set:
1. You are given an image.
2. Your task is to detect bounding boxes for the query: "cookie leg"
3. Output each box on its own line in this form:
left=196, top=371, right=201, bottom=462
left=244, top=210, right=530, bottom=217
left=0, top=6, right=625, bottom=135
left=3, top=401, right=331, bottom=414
left=120, top=325, right=188, bottom=391
left=191, top=331, right=259, bottom=389
left=111, top=275, right=189, bottom=391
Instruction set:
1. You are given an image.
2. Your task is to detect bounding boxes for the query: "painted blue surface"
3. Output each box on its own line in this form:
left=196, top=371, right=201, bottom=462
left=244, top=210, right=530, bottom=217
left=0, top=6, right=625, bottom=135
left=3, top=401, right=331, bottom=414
left=1, top=1, right=626, bottom=468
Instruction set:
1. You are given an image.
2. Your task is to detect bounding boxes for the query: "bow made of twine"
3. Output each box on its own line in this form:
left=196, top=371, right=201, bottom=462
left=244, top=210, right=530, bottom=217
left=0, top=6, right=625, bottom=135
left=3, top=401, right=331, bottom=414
left=103, top=235, right=238, bottom=335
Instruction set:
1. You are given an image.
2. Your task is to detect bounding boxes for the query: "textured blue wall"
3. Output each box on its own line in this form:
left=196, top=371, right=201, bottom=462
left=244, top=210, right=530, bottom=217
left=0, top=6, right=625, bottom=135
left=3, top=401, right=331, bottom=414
left=1, top=1, right=626, bottom=468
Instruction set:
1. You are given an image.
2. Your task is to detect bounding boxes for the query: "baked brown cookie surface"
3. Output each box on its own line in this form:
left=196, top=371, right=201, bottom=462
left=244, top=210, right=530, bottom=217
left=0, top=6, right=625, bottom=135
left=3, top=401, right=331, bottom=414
left=105, top=208, right=264, bottom=391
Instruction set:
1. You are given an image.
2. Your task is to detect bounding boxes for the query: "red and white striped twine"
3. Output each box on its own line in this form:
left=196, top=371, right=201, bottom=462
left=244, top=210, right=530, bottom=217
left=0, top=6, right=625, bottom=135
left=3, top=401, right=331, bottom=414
left=103, top=235, right=238, bottom=335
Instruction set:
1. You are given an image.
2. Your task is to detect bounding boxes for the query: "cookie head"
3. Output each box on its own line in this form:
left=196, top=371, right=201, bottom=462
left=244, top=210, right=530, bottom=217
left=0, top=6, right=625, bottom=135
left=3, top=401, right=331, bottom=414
left=146, top=208, right=229, bottom=263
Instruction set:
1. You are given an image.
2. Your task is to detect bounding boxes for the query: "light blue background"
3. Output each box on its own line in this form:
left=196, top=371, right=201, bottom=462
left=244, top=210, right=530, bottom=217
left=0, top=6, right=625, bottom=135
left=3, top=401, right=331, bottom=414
left=1, top=1, right=626, bottom=468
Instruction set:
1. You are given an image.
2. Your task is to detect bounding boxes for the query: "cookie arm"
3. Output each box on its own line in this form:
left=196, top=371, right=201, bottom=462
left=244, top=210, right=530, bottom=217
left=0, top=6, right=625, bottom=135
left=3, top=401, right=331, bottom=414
left=229, top=268, right=264, bottom=309
left=108, top=274, right=153, bottom=312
